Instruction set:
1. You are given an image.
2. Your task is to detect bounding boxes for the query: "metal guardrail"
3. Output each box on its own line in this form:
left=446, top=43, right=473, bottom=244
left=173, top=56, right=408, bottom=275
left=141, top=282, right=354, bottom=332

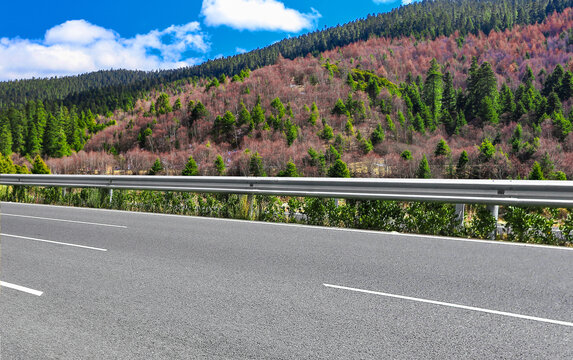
left=1, top=174, right=573, bottom=208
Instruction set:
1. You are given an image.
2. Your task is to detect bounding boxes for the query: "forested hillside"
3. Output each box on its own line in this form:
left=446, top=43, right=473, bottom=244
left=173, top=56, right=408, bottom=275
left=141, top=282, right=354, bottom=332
left=0, top=0, right=571, bottom=114
left=1, top=1, right=573, bottom=181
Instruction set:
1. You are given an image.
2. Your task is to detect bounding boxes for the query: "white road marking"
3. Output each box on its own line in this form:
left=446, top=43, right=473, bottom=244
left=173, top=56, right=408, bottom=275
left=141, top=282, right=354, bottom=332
left=324, top=283, right=573, bottom=328
left=2, top=213, right=127, bottom=228
left=1, top=233, right=108, bottom=252
left=0, top=281, right=43, bottom=296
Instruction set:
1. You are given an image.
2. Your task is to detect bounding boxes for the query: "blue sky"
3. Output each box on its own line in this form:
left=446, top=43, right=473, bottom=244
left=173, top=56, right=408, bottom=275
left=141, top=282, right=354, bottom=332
left=0, top=0, right=410, bottom=81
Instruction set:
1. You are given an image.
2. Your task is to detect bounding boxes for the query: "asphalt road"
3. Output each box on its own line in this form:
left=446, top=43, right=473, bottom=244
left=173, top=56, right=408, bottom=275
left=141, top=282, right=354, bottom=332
left=1, top=201, right=572, bottom=359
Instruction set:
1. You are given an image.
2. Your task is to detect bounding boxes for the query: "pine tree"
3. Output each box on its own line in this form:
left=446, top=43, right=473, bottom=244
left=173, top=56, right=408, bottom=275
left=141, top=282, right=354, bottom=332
left=182, top=156, right=199, bottom=176
left=385, top=115, right=395, bottom=133
left=286, top=122, right=298, bottom=146
left=26, top=122, right=41, bottom=156
left=278, top=161, right=300, bottom=177
left=270, top=97, right=286, bottom=119
left=237, top=101, right=251, bottom=126
left=423, top=58, right=443, bottom=121
left=249, top=152, right=266, bottom=177
left=434, top=138, right=451, bottom=157
left=319, top=124, right=334, bottom=140
left=521, top=65, right=535, bottom=88
left=7, top=108, right=25, bottom=155
left=479, top=96, right=499, bottom=124
left=31, top=155, right=51, bottom=174
left=441, top=71, right=456, bottom=118
left=413, top=113, right=426, bottom=134
left=0, top=154, right=16, bottom=174
left=546, top=92, right=562, bottom=115
left=478, top=139, right=496, bottom=162
left=499, top=83, right=516, bottom=115
left=397, top=111, right=406, bottom=126
left=0, top=122, right=13, bottom=156
left=308, top=102, right=319, bottom=126
left=149, top=158, right=163, bottom=175
left=528, top=161, right=545, bottom=180
left=332, top=98, right=347, bottom=116
left=155, top=93, right=172, bottom=115
left=250, top=101, right=265, bottom=126
left=558, top=71, right=573, bottom=101
left=173, top=98, right=182, bottom=111
left=370, top=123, right=385, bottom=145
left=401, top=150, right=413, bottom=160
left=191, top=101, right=208, bottom=124
left=416, top=154, right=432, bottom=179
left=214, top=155, right=226, bottom=176
left=542, top=64, right=564, bottom=96
left=43, top=114, right=71, bottom=158
left=456, top=150, right=469, bottom=178
left=327, top=159, right=351, bottom=178
left=214, top=111, right=236, bottom=140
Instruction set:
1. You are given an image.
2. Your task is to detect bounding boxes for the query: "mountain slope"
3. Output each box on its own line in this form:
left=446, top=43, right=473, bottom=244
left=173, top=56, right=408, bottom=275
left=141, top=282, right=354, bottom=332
left=22, top=8, right=570, bottom=182
left=0, top=0, right=571, bottom=114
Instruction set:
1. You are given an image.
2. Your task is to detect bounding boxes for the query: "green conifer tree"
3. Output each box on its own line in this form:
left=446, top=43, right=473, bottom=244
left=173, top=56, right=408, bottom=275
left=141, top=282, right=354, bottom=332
left=370, top=123, right=385, bottom=145
left=149, top=158, right=163, bottom=175
left=182, top=155, right=199, bottom=176
left=214, top=155, right=226, bottom=176
left=249, top=152, right=266, bottom=177
left=327, top=159, right=351, bottom=178
left=0, top=122, right=13, bottom=156
left=423, top=58, right=443, bottom=121
left=528, top=161, right=545, bottom=180
left=434, top=138, right=451, bottom=157
left=278, top=161, right=300, bottom=177
left=416, top=154, right=432, bottom=178
left=31, top=155, right=51, bottom=174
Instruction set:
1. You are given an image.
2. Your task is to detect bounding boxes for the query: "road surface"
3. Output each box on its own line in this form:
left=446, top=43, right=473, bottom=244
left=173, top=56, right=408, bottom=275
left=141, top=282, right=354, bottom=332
left=1, top=202, right=572, bottom=359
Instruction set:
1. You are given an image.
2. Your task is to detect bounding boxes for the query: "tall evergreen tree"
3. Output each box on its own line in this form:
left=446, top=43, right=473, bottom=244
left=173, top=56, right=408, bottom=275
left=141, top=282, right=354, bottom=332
left=0, top=122, right=13, bottom=156
left=26, top=122, right=41, bottom=156
left=278, top=161, right=300, bottom=177
left=31, top=155, right=51, bottom=174
left=214, top=155, right=226, bottom=176
left=182, top=155, right=199, bottom=176
left=327, top=159, right=351, bottom=178
left=423, top=58, right=443, bottom=121
left=249, top=152, right=266, bottom=177
left=441, top=72, right=456, bottom=117
left=43, top=114, right=71, bottom=158
left=416, top=154, right=432, bottom=179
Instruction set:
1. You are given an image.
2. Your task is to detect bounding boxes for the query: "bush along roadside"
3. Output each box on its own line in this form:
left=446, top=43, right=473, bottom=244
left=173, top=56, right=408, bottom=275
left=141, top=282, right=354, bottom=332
left=0, top=185, right=571, bottom=246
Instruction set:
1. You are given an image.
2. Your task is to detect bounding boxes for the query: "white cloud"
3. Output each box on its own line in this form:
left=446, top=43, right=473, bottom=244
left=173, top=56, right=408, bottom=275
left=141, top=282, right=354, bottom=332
left=201, top=0, right=321, bottom=32
left=45, top=20, right=116, bottom=45
left=236, top=47, right=247, bottom=54
left=0, top=20, right=209, bottom=81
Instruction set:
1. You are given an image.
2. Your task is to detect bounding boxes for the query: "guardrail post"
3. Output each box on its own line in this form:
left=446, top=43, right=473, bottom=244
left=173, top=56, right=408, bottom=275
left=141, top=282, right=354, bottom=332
left=455, top=204, right=465, bottom=227
left=109, top=189, right=113, bottom=204
left=247, top=194, right=254, bottom=220
left=487, top=204, right=499, bottom=240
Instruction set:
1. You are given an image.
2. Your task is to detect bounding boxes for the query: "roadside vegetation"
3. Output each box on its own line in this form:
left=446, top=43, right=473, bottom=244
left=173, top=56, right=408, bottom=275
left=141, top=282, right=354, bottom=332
left=1, top=185, right=571, bottom=246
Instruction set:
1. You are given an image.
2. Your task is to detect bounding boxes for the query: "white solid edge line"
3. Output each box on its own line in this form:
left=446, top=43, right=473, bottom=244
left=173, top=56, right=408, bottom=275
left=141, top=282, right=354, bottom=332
left=1, top=213, right=127, bottom=228
left=4, top=202, right=572, bottom=252
left=0, top=281, right=43, bottom=296
left=1, top=233, right=108, bottom=252
left=323, top=284, right=573, bottom=328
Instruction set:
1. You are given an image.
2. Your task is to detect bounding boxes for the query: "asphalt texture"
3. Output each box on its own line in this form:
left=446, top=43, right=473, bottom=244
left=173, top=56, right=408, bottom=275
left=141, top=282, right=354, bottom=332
left=1, top=201, right=572, bottom=359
